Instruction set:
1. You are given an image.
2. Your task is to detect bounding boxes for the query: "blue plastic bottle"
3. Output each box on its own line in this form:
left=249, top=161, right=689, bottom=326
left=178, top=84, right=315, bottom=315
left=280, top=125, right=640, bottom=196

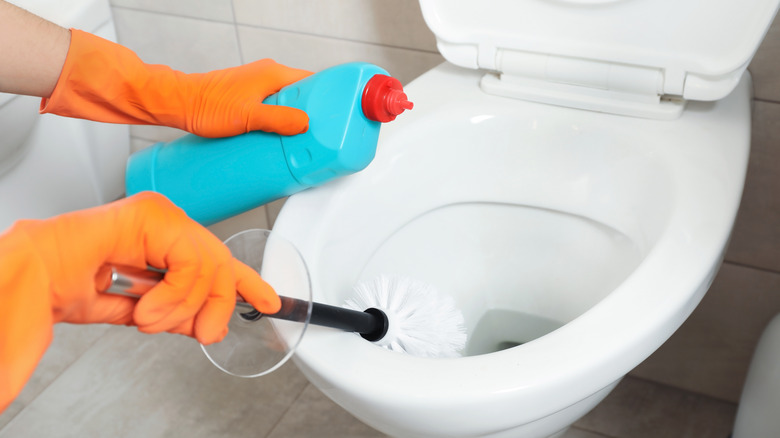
left=125, top=62, right=412, bottom=225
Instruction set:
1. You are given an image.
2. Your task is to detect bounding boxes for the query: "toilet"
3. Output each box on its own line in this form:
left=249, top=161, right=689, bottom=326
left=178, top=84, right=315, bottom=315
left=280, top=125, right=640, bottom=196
left=268, top=1, right=780, bottom=437
left=0, top=0, right=129, bottom=231
left=732, top=313, right=780, bottom=437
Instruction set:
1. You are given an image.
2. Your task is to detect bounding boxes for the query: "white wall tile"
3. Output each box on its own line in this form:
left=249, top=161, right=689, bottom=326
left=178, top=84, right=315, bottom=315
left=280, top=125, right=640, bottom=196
left=207, top=206, right=270, bottom=241
left=232, top=0, right=437, bottom=52
left=129, top=137, right=153, bottom=154
left=129, top=125, right=186, bottom=145
left=112, top=8, right=241, bottom=72
left=265, top=198, right=286, bottom=227
left=237, top=26, right=444, bottom=85
left=110, top=0, right=235, bottom=22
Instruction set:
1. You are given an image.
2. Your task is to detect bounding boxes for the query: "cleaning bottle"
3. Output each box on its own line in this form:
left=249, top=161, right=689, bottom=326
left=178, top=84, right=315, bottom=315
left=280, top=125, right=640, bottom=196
left=125, top=62, right=413, bottom=225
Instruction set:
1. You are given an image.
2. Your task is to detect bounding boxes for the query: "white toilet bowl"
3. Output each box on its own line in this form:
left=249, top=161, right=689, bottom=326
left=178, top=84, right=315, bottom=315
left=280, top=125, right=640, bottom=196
left=268, top=0, right=780, bottom=436
left=0, top=0, right=129, bottom=231
left=272, top=62, right=752, bottom=438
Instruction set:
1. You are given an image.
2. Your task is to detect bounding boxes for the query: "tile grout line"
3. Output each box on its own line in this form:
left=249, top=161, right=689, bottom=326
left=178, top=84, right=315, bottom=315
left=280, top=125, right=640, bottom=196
left=111, top=5, right=235, bottom=26
left=262, top=381, right=312, bottom=438
left=234, top=22, right=441, bottom=55
left=230, top=2, right=245, bottom=65
left=0, top=325, right=118, bottom=434
left=111, top=6, right=780, bottom=82
left=568, top=425, right=622, bottom=438
left=625, top=374, right=741, bottom=407
left=722, top=259, right=780, bottom=276
left=111, top=6, right=440, bottom=56
left=752, top=97, right=780, bottom=105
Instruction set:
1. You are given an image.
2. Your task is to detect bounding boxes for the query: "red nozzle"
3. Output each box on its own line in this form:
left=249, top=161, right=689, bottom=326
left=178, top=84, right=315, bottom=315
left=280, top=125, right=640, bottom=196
left=361, top=74, right=414, bottom=123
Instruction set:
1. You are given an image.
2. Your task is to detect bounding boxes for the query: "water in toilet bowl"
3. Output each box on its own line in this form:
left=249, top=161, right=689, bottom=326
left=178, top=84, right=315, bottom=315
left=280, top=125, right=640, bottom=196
left=466, top=309, right=563, bottom=356
left=353, top=201, right=644, bottom=357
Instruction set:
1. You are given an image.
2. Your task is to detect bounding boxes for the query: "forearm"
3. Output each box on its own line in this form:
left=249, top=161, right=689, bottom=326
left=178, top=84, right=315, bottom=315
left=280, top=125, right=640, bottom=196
left=0, top=0, right=69, bottom=97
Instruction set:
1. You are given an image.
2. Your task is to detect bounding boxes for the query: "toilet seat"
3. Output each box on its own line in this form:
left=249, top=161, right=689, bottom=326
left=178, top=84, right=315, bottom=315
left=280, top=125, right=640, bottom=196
left=420, top=0, right=779, bottom=118
left=273, top=63, right=752, bottom=437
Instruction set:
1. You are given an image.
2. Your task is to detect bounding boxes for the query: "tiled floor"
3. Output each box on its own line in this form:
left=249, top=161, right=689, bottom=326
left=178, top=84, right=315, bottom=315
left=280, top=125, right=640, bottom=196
left=0, top=323, right=738, bottom=438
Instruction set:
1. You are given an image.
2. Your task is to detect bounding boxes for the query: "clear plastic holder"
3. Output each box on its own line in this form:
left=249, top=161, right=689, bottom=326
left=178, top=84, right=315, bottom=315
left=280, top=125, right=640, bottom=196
left=200, top=229, right=312, bottom=377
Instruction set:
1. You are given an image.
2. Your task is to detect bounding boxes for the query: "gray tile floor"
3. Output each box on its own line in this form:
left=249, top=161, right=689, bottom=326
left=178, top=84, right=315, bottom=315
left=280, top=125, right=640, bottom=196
left=0, top=323, right=737, bottom=438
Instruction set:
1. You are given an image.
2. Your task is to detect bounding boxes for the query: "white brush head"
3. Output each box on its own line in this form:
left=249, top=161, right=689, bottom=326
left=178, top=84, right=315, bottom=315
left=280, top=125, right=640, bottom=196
left=344, top=275, right=467, bottom=358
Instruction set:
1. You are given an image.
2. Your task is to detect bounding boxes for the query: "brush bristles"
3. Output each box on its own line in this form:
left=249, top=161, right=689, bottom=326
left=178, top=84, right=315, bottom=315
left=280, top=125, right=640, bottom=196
left=344, top=275, right=467, bottom=358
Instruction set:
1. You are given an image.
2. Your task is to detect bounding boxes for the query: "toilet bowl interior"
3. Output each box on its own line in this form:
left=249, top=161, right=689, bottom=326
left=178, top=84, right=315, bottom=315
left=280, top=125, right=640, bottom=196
left=307, top=99, right=675, bottom=357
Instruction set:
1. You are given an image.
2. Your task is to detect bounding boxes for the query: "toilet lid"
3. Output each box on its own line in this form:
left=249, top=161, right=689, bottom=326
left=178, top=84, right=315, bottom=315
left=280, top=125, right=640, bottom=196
left=420, top=0, right=780, bottom=101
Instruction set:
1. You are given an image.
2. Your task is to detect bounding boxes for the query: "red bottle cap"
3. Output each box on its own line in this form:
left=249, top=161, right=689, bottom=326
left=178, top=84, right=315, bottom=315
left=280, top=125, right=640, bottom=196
left=361, top=74, right=414, bottom=123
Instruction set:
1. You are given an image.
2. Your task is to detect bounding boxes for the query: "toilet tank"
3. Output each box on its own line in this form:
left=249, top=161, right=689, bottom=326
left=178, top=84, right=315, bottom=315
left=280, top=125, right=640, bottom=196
left=0, top=0, right=130, bottom=230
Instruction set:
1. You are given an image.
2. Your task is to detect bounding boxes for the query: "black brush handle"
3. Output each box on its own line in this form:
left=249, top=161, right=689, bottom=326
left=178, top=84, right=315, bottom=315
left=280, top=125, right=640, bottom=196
left=105, top=265, right=388, bottom=341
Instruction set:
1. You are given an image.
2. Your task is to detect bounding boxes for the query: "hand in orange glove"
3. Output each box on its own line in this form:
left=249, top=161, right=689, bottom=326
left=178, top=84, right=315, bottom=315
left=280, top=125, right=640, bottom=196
left=0, top=191, right=281, bottom=412
left=40, top=29, right=312, bottom=138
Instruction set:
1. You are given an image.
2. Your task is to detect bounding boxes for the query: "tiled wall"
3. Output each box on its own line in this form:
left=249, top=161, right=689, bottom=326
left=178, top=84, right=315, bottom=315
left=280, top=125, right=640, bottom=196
left=109, top=0, right=443, bottom=239
left=109, top=1, right=780, bottom=405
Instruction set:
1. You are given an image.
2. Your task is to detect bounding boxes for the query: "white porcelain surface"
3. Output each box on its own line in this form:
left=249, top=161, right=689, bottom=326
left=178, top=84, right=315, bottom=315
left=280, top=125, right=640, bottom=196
left=270, top=63, right=751, bottom=438
left=420, top=0, right=779, bottom=101
left=733, top=314, right=780, bottom=437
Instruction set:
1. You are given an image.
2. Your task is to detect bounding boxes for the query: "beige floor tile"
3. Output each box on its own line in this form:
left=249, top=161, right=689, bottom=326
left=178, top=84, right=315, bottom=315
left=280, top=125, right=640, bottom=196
left=726, top=100, right=780, bottom=271
left=575, top=377, right=737, bottom=438
left=560, top=427, right=614, bottom=438
left=268, top=384, right=386, bottom=438
left=0, top=326, right=308, bottom=438
left=0, top=324, right=111, bottom=429
left=631, top=262, right=780, bottom=402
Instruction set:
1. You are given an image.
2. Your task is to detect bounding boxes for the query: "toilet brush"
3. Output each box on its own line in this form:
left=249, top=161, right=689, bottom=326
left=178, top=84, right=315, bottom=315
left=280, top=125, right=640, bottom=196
left=105, top=265, right=467, bottom=358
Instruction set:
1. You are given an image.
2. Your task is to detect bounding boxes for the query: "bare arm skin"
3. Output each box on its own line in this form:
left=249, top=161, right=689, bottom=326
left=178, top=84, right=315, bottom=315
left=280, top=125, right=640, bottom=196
left=0, top=0, right=69, bottom=97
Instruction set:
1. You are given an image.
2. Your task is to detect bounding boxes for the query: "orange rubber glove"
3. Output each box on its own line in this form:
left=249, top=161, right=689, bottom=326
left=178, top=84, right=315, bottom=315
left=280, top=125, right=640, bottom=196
left=40, top=29, right=312, bottom=138
left=0, top=192, right=281, bottom=413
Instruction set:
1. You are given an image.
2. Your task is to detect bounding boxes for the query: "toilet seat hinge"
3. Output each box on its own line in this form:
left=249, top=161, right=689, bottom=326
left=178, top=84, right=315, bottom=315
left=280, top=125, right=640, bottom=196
left=481, top=49, right=686, bottom=120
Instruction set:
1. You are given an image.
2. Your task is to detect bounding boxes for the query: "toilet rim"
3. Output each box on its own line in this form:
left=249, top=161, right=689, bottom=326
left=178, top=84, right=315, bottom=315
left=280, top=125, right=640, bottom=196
left=283, top=189, right=732, bottom=413
left=279, top=142, right=743, bottom=425
left=272, top=64, right=751, bottom=424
